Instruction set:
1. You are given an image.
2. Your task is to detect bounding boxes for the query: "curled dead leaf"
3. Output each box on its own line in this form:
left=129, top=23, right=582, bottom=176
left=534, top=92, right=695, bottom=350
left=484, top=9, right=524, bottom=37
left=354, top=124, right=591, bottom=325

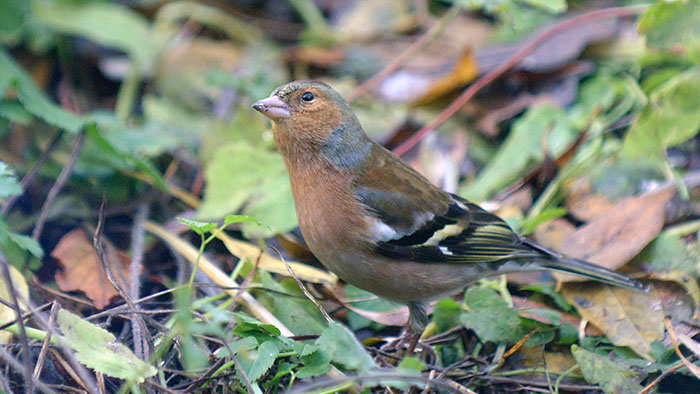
left=52, top=229, right=131, bottom=309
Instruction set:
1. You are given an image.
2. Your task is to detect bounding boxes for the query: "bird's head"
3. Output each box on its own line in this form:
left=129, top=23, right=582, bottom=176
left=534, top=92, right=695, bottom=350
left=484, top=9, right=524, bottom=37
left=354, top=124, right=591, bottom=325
left=253, top=81, right=367, bottom=157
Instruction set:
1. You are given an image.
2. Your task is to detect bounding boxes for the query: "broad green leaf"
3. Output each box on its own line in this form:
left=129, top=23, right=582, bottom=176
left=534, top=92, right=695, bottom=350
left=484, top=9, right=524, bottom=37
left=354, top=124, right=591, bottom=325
left=32, top=0, right=163, bottom=67
left=56, top=309, right=156, bottom=382
left=0, top=0, right=28, bottom=35
left=254, top=273, right=327, bottom=336
left=232, top=311, right=282, bottom=338
left=623, top=71, right=700, bottom=160
left=0, top=49, right=85, bottom=133
left=237, top=340, right=280, bottom=383
left=0, top=218, right=44, bottom=271
left=432, top=298, right=464, bottom=332
left=199, top=141, right=296, bottom=237
left=460, top=287, right=526, bottom=343
left=316, top=321, right=377, bottom=373
left=572, top=345, right=643, bottom=394
left=0, top=162, right=22, bottom=199
left=0, top=264, right=28, bottom=344
left=84, top=124, right=167, bottom=191
left=296, top=345, right=332, bottom=379
left=638, top=0, right=700, bottom=56
left=460, top=104, right=578, bottom=201
left=0, top=100, right=32, bottom=125
left=622, top=69, right=700, bottom=160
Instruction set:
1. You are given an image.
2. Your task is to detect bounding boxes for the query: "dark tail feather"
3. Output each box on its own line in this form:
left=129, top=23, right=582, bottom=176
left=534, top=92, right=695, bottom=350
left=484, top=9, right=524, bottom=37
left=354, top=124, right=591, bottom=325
left=522, top=239, right=644, bottom=290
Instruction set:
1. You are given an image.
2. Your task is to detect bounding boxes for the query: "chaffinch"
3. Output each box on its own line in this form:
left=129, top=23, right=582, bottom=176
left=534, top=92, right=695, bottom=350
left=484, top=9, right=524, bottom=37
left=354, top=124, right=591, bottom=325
left=253, top=80, right=642, bottom=337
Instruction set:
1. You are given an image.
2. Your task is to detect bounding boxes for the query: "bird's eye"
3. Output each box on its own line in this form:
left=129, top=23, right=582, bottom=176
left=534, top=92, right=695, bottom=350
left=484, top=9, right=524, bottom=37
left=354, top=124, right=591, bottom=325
left=301, top=92, right=314, bottom=102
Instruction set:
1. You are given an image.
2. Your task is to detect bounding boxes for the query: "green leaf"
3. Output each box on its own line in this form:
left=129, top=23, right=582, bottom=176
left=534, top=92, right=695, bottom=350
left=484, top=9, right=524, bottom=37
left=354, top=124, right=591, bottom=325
left=519, top=207, right=567, bottom=235
left=297, top=346, right=332, bottom=379
left=0, top=162, right=22, bottom=200
left=0, top=0, right=28, bottom=35
left=521, top=0, right=567, bottom=14
left=397, top=356, right=425, bottom=375
left=638, top=0, right=700, bottom=56
left=56, top=309, right=156, bottom=382
left=177, top=217, right=217, bottom=236
left=0, top=218, right=44, bottom=270
left=316, top=322, right=377, bottom=373
left=232, top=311, right=282, bottom=338
left=237, top=340, right=280, bottom=383
left=199, top=141, right=296, bottom=237
left=31, top=0, right=163, bottom=67
left=572, top=345, right=643, bottom=394
left=460, top=287, right=526, bottom=343
left=432, top=298, right=464, bottom=332
left=254, top=273, right=327, bottom=336
left=460, top=104, right=578, bottom=201
left=84, top=124, right=167, bottom=191
left=623, top=71, right=700, bottom=161
left=0, top=49, right=85, bottom=133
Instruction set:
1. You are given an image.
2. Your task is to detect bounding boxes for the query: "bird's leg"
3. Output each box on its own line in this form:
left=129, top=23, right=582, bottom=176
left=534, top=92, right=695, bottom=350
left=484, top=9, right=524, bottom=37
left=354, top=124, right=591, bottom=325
left=404, top=302, right=429, bottom=356
left=379, top=302, right=435, bottom=360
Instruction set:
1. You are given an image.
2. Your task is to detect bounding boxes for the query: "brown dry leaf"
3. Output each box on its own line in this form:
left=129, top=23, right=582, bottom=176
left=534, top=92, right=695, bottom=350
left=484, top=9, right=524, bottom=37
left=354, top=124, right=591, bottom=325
left=561, top=283, right=664, bottom=358
left=564, top=176, right=614, bottom=222
left=52, top=229, right=130, bottom=309
left=516, top=346, right=577, bottom=375
left=512, top=295, right=603, bottom=336
left=0, top=265, right=29, bottom=344
left=559, top=188, right=675, bottom=271
left=534, top=218, right=576, bottom=250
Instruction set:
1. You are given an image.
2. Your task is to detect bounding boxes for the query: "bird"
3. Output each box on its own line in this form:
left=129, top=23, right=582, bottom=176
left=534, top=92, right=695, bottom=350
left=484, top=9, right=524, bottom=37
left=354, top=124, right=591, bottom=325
left=252, top=80, right=643, bottom=345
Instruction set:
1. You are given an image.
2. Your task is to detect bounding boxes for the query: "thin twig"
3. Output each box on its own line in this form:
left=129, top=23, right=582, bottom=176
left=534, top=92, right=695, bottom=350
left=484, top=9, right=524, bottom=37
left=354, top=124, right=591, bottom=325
left=1, top=130, right=64, bottom=215
left=92, top=197, right=151, bottom=362
left=32, top=130, right=86, bottom=240
left=274, top=246, right=332, bottom=323
left=232, top=354, right=256, bottom=394
left=23, top=300, right=99, bottom=394
left=128, top=203, right=150, bottom=360
left=392, top=5, right=648, bottom=156
left=0, top=251, right=32, bottom=393
left=638, top=356, right=697, bottom=394
left=347, top=5, right=460, bottom=102
left=33, top=302, right=59, bottom=381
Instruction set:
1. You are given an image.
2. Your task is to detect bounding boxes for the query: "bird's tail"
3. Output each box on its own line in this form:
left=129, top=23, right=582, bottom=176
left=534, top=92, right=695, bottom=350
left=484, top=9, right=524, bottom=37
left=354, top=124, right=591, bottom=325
left=523, top=240, right=644, bottom=290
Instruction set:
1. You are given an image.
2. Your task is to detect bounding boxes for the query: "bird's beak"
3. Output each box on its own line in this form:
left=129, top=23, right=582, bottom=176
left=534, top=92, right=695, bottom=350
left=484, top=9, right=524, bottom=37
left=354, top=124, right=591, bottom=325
left=252, top=96, right=290, bottom=119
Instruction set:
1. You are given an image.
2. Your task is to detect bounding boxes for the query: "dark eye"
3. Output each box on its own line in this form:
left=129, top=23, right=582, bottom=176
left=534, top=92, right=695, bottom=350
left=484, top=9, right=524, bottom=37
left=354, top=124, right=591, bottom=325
left=301, top=92, right=314, bottom=102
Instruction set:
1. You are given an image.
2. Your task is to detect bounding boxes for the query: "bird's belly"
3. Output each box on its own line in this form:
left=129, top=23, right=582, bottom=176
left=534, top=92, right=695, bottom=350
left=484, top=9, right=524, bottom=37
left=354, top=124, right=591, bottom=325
left=314, top=248, right=480, bottom=303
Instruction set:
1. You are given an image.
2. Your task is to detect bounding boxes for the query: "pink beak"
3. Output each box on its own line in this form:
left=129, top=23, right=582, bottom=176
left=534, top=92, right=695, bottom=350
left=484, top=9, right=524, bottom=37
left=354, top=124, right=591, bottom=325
left=252, top=96, right=290, bottom=119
